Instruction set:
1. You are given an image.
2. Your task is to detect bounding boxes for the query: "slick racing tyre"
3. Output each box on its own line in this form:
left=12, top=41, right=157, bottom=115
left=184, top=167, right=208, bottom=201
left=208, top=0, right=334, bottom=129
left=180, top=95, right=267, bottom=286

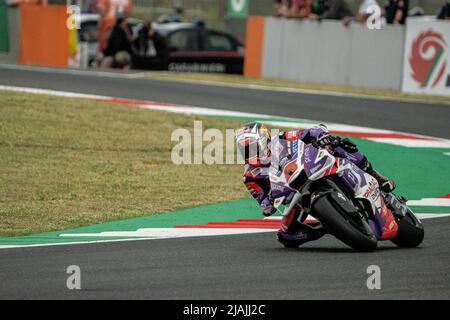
left=312, top=194, right=378, bottom=252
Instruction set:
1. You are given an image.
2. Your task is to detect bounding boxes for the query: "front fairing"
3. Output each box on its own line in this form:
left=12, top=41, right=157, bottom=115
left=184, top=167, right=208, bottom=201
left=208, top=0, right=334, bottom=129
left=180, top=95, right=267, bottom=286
left=269, top=136, right=336, bottom=206
left=268, top=135, right=298, bottom=206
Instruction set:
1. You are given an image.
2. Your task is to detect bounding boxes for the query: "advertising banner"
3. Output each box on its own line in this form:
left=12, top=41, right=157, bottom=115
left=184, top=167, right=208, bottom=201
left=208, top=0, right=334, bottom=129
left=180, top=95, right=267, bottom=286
left=402, top=17, right=450, bottom=96
left=227, top=0, right=249, bottom=18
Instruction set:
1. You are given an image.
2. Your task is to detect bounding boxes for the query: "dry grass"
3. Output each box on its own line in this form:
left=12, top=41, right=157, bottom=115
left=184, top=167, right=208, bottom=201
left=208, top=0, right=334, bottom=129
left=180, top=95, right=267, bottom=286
left=0, top=91, right=247, bottom=236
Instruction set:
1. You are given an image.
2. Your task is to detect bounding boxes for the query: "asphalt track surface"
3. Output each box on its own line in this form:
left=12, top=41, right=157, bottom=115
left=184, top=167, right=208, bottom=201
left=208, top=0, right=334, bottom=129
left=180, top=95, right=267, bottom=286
left=1, top=218, right=449, bottom=300
left=0, top=65, right=449, bottom=299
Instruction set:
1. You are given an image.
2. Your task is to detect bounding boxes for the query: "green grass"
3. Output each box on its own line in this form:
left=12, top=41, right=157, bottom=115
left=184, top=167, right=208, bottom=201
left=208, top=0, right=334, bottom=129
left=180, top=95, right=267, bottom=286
left=0, top=91, right=248, bottom=237
left=138, top=72, right=450, bottom=105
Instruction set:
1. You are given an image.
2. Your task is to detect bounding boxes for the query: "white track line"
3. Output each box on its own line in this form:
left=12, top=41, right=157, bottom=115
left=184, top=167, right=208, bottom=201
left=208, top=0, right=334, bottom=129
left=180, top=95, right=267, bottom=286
left=1, top=214, right=448, bottom=249
left=59, top=228, right=274, bottom=239
left=368, top=138, right=450, bottom=148
left=0, top=237, right=162, bottom=250
left=59, top=213, right=450, bottom=239
left=407, top=199, right=450, bottom=206
left=0, top=229, right=274, bottom=250
left=0, top=64, right=139, bottom=79
left=0, top=85, right=109, bottom=100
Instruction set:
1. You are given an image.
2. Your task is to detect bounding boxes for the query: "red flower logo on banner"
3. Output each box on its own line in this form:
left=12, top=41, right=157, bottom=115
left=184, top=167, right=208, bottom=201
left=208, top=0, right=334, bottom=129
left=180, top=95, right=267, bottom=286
left=409, top=30, right=447, bottom=88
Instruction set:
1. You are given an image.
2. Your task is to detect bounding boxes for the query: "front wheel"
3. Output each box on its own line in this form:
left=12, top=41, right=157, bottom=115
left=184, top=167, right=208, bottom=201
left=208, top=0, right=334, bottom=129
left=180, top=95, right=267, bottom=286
left=312, top=195, right=378, bottom=252
left=391, top=210, right=424, bottom=248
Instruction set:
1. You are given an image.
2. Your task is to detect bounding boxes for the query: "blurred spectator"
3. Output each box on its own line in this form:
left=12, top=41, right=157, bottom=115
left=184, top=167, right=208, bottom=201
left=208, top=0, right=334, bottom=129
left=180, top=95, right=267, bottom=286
left=289, top=0, right=314, bottom=19
left=171, top=6, right=184, bottom=22
left=385, top=0, right=409, bottom=25
left=192, top=17, right=206, bottom=28
left=97, top=0, right=132, bottom=53
left=88, top=0, right=99, bottom=13
left=273, top=0, right=318, bottom=19
left=437, top=1, right=450, bottom=19
left=132, top=22, right=168, bottom=70
left=356, top=0, right=381, bottom=23
left=6, top=0, right=47, bottom=4
left=101, top=17, right=134, bottom=70
left=310, top=0, right=327, bottom=15
left=157, top=7, right=184, bottom=23
left=320, top=0, right=353, bottom=26
left=273, top=0, right=290, bottom=17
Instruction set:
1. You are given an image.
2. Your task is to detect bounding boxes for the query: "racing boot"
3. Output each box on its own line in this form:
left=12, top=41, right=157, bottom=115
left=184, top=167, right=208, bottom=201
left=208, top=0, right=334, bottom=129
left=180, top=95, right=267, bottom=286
left=358, top=157, right=395, bottom=193
left=367, top=168, right=396, bottom=193
left=261, top=195, right=277, bottom=217
left=277, top=221, right=326, bottom=248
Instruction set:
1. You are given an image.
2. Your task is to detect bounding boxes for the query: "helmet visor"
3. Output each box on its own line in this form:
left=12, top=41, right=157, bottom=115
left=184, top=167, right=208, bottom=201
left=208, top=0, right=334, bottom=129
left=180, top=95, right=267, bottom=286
left=237, top=135, right=269, bottom=164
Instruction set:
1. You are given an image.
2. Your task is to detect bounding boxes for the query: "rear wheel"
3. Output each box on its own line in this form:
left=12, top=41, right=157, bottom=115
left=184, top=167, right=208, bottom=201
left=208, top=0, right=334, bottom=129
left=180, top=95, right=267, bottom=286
left=312, top=195, right=378, bottom=252
left=391, top=211, right=424, bottom=248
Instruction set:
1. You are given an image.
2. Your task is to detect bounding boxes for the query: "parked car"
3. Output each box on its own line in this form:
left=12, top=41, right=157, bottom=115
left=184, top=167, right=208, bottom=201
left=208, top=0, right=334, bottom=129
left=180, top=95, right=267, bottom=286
left=151, top=22, right=245, bottom=74
left=79, top=15, right=245, bottom=74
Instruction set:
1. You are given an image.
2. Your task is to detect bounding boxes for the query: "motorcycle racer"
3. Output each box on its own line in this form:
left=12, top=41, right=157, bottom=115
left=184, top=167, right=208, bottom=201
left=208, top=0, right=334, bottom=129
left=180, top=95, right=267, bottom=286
left=235, top=122, right=396, bottom=247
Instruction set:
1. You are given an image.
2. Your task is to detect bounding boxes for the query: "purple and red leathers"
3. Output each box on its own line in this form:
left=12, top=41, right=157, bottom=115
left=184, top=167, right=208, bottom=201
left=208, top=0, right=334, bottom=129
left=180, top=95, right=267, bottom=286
left=243, top=164, right=273, bottom=216
left=242, top=125, right=394, bottom=246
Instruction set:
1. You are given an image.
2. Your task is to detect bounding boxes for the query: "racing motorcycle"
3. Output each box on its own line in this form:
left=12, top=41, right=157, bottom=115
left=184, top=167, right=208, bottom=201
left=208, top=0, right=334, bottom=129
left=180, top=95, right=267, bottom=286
left=269, top=135, right=424, bottom=252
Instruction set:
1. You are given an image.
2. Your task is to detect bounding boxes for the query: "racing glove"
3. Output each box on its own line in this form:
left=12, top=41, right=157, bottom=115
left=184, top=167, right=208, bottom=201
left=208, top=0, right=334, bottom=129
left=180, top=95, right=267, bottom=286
left=314, top=133, right=339, bottom=148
